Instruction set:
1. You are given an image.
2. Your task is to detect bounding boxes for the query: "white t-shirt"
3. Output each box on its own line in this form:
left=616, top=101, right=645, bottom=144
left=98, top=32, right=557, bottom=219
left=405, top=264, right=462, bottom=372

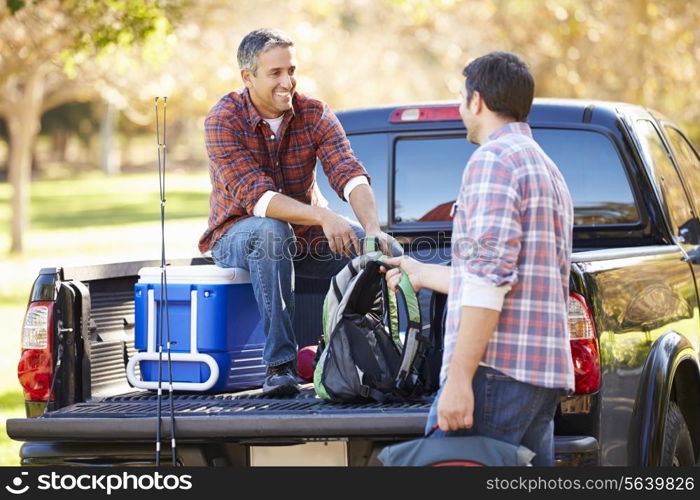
left=263, top=116, right=284, bottom=135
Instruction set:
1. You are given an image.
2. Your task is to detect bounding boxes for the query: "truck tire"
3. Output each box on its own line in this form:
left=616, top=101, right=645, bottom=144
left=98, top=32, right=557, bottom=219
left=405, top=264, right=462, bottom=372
left=661, top=401, right=694, bottom=466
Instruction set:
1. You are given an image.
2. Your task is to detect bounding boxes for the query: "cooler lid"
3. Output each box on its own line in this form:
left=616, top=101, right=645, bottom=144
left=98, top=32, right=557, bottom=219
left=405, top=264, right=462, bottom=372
left=138, top=265, right=251, bottom=284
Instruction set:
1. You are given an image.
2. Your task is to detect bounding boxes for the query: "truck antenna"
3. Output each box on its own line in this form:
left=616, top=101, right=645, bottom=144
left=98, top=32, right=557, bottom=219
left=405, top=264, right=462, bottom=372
left=154, top=96, right=178, bottom=466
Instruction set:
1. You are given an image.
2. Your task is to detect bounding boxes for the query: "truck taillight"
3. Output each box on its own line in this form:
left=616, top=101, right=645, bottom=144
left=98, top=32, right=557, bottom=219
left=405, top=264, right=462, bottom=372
left=568, top=293, right=601, bottom=394
left=18, top=301, right=54, bottom=401
left=389, top=106, right=461, bottom=123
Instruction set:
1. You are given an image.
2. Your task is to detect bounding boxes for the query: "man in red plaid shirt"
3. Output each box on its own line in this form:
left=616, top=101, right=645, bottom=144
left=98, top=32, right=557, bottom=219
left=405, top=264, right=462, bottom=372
left=199, top=28, right=398, bottom=396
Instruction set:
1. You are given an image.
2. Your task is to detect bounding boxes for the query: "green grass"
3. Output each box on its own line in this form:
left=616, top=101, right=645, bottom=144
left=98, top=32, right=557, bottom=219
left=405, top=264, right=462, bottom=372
left=0, top=294, right=27, bottom=308
left=0, top=171, right=210, bottom=232
left=0, top=390, right=24, bottom=466
left=0, top=390, right=24, bottom=410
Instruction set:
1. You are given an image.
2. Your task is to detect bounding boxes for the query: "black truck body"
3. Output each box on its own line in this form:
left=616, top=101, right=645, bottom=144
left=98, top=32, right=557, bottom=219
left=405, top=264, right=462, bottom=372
left=8, top=99, right=700, bottom=467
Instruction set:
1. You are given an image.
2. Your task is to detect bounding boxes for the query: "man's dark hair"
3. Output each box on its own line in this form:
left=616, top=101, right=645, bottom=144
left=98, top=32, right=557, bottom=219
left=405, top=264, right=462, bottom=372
left=237, top=28, right=294, bottom=75
left=462, top=51, right=534, bottom=122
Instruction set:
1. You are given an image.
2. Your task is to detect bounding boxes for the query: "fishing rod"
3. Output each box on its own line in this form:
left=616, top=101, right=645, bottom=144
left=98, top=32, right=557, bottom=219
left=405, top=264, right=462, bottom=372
left=155, top=96, right=177, bottom=466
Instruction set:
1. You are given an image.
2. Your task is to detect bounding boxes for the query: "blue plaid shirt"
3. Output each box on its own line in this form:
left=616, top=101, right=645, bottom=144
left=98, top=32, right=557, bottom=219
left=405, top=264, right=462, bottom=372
left=441, top=122, right=575, bottom=390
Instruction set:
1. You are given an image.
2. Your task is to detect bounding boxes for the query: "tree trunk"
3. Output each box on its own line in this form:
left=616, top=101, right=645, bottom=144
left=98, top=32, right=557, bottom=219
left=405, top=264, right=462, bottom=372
left=51, top=128, right=69, bottom=161
left=6, top=71, right=44, bottom=254
left=100, top=100, right=120, bottom=176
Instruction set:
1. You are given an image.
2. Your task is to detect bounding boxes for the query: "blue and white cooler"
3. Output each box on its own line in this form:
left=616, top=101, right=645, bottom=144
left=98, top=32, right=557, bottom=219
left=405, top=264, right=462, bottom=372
left=127, top=265, right=266, bottom=392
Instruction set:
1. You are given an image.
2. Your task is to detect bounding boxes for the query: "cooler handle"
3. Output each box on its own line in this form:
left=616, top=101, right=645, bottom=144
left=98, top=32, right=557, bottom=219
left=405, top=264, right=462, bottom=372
left=126, top=352, right=220, bottom=392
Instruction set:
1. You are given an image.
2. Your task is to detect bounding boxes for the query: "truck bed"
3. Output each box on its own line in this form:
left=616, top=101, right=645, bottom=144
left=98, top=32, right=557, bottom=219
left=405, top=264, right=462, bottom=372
left=8, top=386, right=431, bottom=442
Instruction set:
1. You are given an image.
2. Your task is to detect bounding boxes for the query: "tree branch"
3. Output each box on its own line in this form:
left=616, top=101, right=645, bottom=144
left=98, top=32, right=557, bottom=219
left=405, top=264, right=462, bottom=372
left=41, top=80, right=96, bottom=113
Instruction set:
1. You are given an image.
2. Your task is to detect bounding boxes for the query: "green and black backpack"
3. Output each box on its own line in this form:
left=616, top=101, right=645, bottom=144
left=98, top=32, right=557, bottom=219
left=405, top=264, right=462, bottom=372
left=313, top=241, right=437, bottom=402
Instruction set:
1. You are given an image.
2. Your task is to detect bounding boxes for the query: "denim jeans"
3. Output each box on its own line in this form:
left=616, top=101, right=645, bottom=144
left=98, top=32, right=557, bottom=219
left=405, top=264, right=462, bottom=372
left=211, top=216, right=400, bottom=367
left=424, top=366, right=563, bottom=466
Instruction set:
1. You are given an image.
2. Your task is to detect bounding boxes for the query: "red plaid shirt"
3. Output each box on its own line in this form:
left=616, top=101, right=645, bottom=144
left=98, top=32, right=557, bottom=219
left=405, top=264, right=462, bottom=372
left=198, top=88, right=369, bottom=254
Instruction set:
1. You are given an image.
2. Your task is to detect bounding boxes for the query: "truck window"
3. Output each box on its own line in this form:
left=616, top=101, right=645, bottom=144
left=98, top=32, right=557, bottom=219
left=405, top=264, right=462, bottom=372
left=394, top=136, right=477, bottom=223
left=636, top=120, right=697, bottom=242
left=534, top=129, right=638, bottom=225
left=392, top=129, right=639, bottom=226
left=664, top=126, right=700, bottom=214
left=315, top=134, right=389, bottom=227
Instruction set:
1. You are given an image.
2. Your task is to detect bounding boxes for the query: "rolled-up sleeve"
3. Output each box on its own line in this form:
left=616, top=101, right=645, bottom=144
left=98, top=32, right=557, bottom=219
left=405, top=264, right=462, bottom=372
left=205, top=115, right=276, bottom=215
left=314, top=104, right=371, bottom=201
left=456, top=150, right=522, bottom=290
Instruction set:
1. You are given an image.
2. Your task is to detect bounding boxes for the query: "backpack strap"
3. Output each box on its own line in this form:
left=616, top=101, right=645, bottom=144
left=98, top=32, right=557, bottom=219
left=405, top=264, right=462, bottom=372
left=364, top=236, right=379, bottom=254
left=364, top=237, right=401, bottom=344
left=322, top=258, right=362, bottom=345
left=376, top=255, right=421, bottom=327
left=396, top=271, right=421, bottom=327
left=376, top=255, right=427, bottom=396
left=380, top=270, right=401, bottom=346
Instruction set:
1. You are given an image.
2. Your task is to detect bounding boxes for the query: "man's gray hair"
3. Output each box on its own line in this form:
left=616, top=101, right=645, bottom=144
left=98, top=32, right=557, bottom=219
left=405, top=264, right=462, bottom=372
left=237, top=28, right=294, bottom=75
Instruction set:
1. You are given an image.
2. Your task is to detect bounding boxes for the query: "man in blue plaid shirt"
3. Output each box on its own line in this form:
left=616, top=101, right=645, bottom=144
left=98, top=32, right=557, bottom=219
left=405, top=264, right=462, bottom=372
left=384, top=52, right=574, bottom=466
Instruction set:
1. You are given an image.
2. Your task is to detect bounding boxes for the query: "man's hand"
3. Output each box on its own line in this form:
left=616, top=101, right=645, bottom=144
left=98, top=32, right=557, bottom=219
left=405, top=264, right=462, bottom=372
left=380, top=255, right=425, bottom=292
left=365, top=230, right=401, bottom=257
left=437, top=376, right=475, bottom=432
left=318, top=209, right=361, bottom=257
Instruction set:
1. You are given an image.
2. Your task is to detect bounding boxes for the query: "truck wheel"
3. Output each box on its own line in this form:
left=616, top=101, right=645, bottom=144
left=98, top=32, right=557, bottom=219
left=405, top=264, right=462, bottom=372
left=661, top=401, right=694, bottom=466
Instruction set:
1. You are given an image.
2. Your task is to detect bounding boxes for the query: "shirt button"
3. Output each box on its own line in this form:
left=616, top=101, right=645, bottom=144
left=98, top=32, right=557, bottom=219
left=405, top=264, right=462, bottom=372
left=278, top=188, right=283, bottom=193
left=276, top=161, right=280, bottom=166
left=270, top=134, right=275, bottom=140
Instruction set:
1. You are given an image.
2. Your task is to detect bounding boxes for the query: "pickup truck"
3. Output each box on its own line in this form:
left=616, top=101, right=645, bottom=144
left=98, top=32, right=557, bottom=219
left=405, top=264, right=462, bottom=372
left=8, top=99, right=700, bottom=467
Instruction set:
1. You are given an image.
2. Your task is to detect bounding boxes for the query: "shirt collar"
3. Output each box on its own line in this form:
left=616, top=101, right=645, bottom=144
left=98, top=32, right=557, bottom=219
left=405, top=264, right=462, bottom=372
left=485, top=121, right=532, bottom=143
left=241, top=87, right=296, bottom=132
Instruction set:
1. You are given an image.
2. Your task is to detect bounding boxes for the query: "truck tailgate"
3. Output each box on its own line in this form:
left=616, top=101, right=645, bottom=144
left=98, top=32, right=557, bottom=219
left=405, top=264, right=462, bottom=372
left=7, top=387, right=431, bottom=441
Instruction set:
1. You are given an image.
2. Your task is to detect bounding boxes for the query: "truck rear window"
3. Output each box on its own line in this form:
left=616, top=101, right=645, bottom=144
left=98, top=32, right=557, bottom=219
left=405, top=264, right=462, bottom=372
left=393, top=128, right=638, bottom=226
left=315, top=133, right=389, bottom=227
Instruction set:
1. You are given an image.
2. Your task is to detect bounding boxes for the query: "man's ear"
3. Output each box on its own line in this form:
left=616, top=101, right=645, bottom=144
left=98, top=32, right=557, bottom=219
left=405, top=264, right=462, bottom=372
left=241, top=69, right=253, bottom=88
left=470, top=90, right=484, bottom=115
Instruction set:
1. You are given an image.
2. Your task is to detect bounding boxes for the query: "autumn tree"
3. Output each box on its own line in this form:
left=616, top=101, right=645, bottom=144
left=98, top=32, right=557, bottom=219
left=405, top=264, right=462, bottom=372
left=0, top=0, right=183, bottom=253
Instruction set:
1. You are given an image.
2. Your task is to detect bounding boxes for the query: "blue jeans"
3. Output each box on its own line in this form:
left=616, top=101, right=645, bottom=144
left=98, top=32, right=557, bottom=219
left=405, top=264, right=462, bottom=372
left=424, top=366, right=563, bottom=466
left=211, top=217, right=400, bottom=367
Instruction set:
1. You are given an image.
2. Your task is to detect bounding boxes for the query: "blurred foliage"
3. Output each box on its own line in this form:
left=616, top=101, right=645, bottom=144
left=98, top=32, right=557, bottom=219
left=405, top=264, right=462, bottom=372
left=0, top=0, right=185, bottom=112
left=2, top=0, right=699, bottom=152
left=82, top=0, right=699, bottom=145
left=41, top=102, right=99, bottom=148
left=6, top=0, right=25, bottom=15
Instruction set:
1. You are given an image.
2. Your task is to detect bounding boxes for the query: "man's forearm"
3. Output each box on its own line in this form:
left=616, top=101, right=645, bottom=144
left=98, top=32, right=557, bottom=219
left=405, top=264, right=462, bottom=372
left=418, top=263, right=451, bottom=294
left=347, top=184, right=381, bottom=233
left=447, top=306, right=500, bottom=382
left=266, top=193, right=326, bottom=226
